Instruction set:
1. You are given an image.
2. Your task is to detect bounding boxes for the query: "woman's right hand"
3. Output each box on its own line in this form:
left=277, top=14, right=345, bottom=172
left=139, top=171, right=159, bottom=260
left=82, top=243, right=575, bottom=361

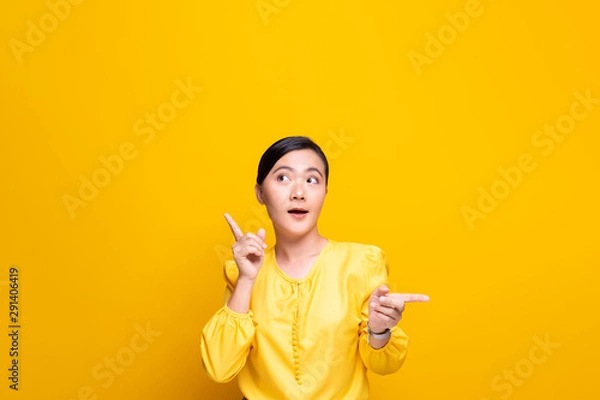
left=224, top=213, right=267, bottom=282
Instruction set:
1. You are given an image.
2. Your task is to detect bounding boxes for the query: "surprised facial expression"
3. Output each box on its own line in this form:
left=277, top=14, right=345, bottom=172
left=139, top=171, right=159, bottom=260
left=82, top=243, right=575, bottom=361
left=255, top=149, right=327, bottom=239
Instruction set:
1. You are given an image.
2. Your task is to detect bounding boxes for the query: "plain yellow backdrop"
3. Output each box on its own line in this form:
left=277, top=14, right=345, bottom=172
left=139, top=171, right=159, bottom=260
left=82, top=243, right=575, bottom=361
left=1, top=0, right=598, bottom=399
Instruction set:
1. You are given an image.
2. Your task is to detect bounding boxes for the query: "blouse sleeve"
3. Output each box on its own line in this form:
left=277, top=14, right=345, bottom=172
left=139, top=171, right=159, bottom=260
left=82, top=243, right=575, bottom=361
left=358, top=245, right=410, bottom=375
left=200, top=260, right=257, bottom=383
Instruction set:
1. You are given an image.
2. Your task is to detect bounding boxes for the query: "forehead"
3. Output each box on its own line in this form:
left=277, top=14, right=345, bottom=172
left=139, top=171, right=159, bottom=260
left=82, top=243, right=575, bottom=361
left=272, top=149, right=325, bottom=171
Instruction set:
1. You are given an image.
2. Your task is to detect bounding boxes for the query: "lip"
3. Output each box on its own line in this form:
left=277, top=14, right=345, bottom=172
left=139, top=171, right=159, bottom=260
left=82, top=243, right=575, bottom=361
left=288, top=208, right=308, bottom=219
left=289, top=212, right=308, bottom=219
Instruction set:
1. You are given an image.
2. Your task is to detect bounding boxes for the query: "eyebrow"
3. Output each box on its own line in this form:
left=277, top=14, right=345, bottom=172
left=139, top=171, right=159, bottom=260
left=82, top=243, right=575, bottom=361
left=272, top=165, right=324, bottom=178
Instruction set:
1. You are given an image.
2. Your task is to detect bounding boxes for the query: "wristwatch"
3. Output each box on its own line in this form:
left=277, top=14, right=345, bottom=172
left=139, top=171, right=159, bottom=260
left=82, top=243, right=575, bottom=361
left=367, top=321, right=391, bottom=339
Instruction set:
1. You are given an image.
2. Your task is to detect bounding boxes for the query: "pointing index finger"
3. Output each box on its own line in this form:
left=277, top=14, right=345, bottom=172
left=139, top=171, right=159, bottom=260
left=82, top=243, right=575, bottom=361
left=387, top=293, right=430, bottom=303
left=224, top=213, right=243, bottom=241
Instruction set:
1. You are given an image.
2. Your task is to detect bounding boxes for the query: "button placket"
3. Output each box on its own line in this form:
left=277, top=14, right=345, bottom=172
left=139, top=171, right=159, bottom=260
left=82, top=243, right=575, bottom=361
left=292, top=281, right=302, bottom=385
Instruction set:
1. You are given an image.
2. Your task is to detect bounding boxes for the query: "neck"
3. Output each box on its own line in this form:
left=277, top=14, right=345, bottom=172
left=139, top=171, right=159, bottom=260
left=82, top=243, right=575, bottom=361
left=274, top=227, right=328, bottom=264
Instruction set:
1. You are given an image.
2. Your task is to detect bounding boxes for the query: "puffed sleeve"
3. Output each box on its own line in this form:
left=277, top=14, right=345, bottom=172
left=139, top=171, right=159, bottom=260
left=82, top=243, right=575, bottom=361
left=200, top=260, right=257, bottom=383
left=358, top=245, right=410, bottom=375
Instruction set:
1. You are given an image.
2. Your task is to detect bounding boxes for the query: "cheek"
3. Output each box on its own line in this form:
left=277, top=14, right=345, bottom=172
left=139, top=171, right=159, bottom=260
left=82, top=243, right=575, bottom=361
left=312, top=189, right=327, bottom=205
left=262, top=186, right=287, bottom=206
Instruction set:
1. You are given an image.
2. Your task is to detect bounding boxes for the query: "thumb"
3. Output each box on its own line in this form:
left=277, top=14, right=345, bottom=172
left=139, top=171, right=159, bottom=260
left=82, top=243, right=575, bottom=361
left=257, top=228, right=266, bottom=243
left=372, top=285, right=389, bottom=298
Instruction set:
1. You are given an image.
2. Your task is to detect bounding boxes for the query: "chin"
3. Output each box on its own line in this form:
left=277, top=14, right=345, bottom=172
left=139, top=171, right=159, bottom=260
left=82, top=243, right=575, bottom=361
left=275, top=220, right=315, bottom=238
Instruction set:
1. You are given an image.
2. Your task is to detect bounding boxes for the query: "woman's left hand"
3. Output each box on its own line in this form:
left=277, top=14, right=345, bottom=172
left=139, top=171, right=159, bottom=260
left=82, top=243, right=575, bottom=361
left=368, top=285, right=430, bottom=333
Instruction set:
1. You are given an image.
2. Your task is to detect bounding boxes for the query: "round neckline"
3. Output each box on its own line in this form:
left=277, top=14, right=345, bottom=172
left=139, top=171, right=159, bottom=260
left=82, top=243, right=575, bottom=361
left=269, top=239, right=335, bottom=283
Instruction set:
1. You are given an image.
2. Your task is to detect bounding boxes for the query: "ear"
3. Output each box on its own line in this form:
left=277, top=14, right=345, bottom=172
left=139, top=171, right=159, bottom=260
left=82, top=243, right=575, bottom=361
left=255, top=184, right=265, bottom=205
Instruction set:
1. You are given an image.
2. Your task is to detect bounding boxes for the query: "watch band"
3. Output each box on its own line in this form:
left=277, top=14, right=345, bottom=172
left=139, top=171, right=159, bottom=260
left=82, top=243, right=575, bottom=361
left=367, top=322, right=391, bottom=339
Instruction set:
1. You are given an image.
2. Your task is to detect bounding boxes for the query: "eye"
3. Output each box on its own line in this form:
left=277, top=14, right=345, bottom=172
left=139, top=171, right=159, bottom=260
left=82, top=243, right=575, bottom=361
left=307, top=177, right=319, bottom=184
left=277, top=174, right=290, bottom=182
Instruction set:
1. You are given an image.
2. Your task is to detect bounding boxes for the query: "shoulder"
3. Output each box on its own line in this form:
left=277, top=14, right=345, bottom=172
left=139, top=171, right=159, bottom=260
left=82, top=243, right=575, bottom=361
left=329, top=240, right=386, bottom=267
left=330, top=241, right=389, bottom=297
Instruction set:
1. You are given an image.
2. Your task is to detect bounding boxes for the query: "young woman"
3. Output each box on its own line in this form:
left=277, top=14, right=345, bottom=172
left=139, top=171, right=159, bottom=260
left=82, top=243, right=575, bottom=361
left=201, top=136, right=429, bottom=399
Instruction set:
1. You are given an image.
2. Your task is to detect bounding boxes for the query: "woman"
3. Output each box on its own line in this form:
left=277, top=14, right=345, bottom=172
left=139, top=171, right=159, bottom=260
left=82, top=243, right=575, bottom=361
left=201, top=136, right=429, bottom=399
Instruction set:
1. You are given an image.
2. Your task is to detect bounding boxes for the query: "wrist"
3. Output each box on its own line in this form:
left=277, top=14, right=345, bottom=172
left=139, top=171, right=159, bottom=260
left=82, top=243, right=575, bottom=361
left=367, top=321, right=390, bottom=336
left=227, top=277, right=255, bottom=314
left=237, top=275, right=257, bottom=286
left=367, top=322, right=391, bottom=349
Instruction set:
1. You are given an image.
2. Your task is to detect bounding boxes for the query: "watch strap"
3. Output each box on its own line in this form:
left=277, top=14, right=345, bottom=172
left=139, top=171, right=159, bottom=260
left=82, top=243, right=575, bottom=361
left=367, top=322, right=391, bottom=339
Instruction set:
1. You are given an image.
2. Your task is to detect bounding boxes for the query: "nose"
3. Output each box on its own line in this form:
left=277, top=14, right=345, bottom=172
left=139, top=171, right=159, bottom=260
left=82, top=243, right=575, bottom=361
left=290, top=183, right=306, bottom=201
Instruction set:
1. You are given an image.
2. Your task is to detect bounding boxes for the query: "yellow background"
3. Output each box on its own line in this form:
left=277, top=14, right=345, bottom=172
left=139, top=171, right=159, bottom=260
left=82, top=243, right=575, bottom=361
left=1, top=0, right=599, bottom=399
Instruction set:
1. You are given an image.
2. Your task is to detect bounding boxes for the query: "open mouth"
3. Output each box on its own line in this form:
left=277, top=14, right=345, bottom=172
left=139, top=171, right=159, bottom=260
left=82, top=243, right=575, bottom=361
left=288, top=208, right=308, bottom=215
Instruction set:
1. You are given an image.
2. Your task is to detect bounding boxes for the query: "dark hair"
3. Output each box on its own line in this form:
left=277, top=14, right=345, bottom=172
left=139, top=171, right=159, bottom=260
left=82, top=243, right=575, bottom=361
left=256, top=136, right=329, bottom=186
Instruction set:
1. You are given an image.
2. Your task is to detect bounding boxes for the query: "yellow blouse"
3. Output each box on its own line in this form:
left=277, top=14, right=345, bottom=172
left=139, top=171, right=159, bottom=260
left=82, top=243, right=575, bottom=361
left=200, top=239, right=410, bottom=399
